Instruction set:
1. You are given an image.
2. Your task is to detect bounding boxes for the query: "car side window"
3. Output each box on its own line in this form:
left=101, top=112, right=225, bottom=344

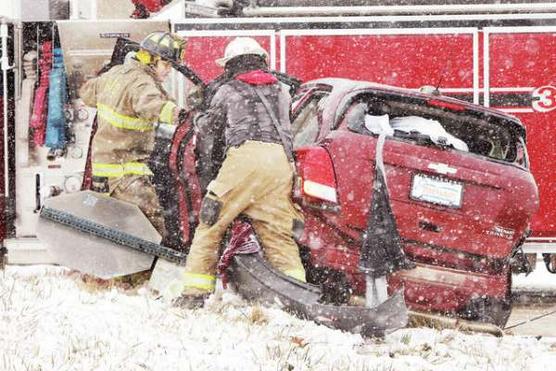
left=292, top=94, right=327, bottom=148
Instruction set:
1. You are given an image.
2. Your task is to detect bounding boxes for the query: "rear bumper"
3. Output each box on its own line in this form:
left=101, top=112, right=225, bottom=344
left=389, top=263, right=510, bottom=313
left=231, top=253, right=408, bottom=336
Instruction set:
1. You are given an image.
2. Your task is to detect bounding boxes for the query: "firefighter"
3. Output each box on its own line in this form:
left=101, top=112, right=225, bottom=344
left=175, top=37, right=306, bottom=308
left=80, top=31, right=186, bottom=238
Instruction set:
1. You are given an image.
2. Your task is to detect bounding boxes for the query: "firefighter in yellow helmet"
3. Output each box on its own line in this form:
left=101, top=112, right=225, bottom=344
left=80, top=31, right=187, bottom=238
left=174, top=37, right=306, bottom=308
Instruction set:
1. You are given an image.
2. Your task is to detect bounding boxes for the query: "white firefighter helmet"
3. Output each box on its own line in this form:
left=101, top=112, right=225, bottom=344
left=216, top=37, right=268, bottom=67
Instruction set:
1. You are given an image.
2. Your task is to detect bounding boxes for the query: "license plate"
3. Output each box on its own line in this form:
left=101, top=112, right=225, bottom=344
left=410, top=174, right=463, bottom=208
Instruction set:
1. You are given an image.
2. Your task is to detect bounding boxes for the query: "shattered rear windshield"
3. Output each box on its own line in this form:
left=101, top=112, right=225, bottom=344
left=344, top=94, right=522, bottom=164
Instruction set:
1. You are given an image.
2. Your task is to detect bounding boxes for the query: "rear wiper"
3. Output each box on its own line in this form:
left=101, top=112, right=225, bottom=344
left=393, top=130, right=433, bottom=145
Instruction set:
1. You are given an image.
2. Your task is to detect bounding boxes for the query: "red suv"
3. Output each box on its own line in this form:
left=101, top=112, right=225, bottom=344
left=278, top=78, right=538, bottom=327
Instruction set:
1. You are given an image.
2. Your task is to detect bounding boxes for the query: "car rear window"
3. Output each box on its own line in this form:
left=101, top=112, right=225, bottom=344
left=344, top=95, right=523, bottom=164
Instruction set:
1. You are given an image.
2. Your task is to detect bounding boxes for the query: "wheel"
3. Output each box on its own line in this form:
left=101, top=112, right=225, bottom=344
left=460, top=296, right=512, bottom=328
left=360, top=324, right=385, bottom=339
left=305, top=266, right=352, bottom=305
left=299, top=246, right=353, bottom=305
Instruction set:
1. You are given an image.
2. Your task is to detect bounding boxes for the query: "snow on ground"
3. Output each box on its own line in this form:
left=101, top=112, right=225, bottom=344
left=2, top=266, right=556, bottom=371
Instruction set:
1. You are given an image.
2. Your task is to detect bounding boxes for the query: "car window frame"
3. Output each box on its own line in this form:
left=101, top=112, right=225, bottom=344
left=291, top=88, right=330, bottom=147
left=334, top=91, right=528, bottom=166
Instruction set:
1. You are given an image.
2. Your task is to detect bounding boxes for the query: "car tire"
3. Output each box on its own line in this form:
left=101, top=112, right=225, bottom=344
left=300, top=246, right=352, bottom=305
left=460, top=296, right=513, bottom=328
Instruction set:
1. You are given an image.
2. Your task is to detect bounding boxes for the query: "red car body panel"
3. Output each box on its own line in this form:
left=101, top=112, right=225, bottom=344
left=389, top=264, right=510, bottom=312
left=324, top=132, right=530, bottom=257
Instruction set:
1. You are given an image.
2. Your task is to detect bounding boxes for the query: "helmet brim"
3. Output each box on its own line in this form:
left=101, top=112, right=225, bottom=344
left=215, top=56, right=230, bottom=67
left=215, top=52, right=268, bottom=68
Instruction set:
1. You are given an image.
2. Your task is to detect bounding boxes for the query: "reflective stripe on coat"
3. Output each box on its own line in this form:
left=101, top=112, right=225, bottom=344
left=79, top=59, right=176, bottom=168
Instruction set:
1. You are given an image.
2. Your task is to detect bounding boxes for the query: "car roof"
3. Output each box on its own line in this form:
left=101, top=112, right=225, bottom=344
left=301, top=78, right=527, bottom=139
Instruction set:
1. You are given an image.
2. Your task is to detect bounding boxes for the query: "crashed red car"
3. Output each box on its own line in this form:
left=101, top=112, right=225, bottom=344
left=281, top=78, right=538, bottom=327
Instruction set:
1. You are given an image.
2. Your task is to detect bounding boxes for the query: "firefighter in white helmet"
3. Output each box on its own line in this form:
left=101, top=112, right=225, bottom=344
left=175, top=37, right=306, bottom=308
left=80, top=31, right=187, bottom=238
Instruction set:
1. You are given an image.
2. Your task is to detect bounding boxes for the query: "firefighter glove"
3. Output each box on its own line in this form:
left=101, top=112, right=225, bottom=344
left=186, top=85, right=205, bottom=111
left=200, top=193, right=222, bottom=226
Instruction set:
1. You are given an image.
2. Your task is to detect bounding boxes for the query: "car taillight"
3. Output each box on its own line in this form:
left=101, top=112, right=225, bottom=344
left=303, top=179, right=337, bottom=203
left=295, top=147, right=338, bottom=204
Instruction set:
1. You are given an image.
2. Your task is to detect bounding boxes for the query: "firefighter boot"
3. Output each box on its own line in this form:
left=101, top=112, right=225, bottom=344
left=173, top=293, right=210, bottom=309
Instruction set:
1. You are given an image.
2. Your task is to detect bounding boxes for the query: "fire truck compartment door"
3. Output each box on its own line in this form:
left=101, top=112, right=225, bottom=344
left=56, top=20, right=168, bottom=83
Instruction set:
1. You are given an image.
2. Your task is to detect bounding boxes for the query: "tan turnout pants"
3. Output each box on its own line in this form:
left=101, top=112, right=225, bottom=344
left=109, top=175, right=167, bottom=238
left=182, top=141, right=306, bottom=295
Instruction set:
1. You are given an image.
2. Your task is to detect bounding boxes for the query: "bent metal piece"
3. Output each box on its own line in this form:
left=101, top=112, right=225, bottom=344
left=36, top=191, right=187, bottom=296
left=37, top=191, right=186, bottom=279
left=230, top=253, right=408, bottom=336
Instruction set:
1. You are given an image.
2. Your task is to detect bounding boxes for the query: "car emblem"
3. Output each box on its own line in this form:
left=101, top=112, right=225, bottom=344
left=428, top=163, right=457, bottom=175
left=487, top=225, right=515, bottom=240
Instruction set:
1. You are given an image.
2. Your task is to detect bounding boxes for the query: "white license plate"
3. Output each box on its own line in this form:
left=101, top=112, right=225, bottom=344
left=410, top=174, right=463, bottom=208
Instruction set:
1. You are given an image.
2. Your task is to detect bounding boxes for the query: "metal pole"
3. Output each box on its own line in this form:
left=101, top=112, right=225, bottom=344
left=365, top=275, right=389, bottom=308
left=1, top=21, right=12, bottom=201
left=504, top=304, right=556, bottom=331
left=243, top=3, right=556, bottom=17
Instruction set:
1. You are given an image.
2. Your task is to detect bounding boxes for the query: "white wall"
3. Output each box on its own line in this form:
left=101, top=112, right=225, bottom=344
left=71, top=0, right=135, bottom=20
left=1, top=0, right=71, bottom=21
left=20, top=0, right=51, bottom=21
left=0, top=0, right=19, bottom=20
left=153, top=0, right=185, bottom=21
